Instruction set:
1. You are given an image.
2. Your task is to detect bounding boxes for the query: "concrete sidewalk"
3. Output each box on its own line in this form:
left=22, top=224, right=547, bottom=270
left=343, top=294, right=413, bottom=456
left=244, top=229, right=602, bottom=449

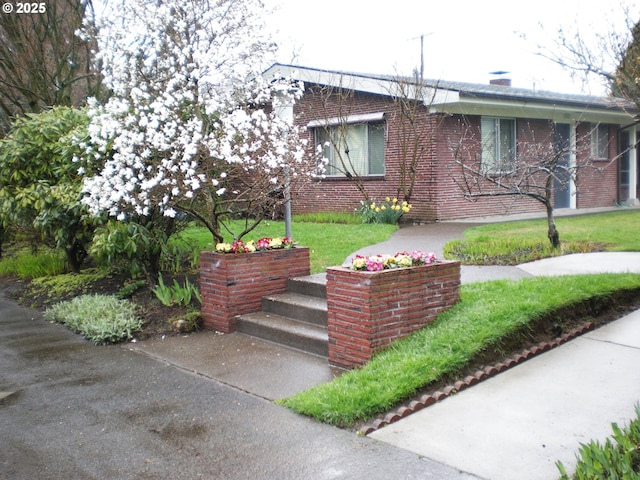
left=370, top=308, right=640, bottom=480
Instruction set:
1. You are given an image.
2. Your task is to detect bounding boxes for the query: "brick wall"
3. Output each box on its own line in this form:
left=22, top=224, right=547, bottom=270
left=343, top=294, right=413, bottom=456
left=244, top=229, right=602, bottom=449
left=325, top=260, right=461, bottom=369
left=200, top=248, right=310, bottom=333
left=293, top=87, right=438, bottom=221
left=291, top=85, right=621, bottom=222
left=575, top=123, right=619, bottom=208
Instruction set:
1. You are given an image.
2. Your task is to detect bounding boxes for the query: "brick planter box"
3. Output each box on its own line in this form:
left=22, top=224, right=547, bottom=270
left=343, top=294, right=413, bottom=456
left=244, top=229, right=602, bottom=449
left=200, top=247, right=310, bottom=333
left=326, top=260, right=461, bottom=369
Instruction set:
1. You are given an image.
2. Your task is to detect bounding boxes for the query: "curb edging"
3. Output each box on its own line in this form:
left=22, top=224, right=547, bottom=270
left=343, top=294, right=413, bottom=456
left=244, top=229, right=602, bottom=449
left=358, top=322, right=594, bottom=435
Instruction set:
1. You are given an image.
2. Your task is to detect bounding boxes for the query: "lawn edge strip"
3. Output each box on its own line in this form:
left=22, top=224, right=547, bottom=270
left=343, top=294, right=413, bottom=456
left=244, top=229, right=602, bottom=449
left=358, top=321, right=595, bottom=435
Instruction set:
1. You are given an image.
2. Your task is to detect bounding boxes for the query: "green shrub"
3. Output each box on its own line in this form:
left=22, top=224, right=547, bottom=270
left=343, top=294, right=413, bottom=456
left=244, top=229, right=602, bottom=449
left=557, top=404, right=640, bottom=479
left=169, top=310, right=202, bottom=333
left=292, top=212, right=361, bottom=224
left=116, top=279, right=147, bottom=299
left=44, top=294, right=142, bottom=344
left=358, top=197, right=412, bottom=224
left=444, top=238, right=599, bottom=266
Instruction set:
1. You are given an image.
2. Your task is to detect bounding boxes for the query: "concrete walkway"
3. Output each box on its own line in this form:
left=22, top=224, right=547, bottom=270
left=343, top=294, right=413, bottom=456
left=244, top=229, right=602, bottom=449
left=370, top=309, right=640, bottom=480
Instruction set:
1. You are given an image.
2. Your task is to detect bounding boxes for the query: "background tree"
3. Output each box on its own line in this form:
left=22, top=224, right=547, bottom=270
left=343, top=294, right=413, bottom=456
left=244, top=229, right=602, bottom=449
left=612, top=19, right=640, bottom=103
left=81, top=0, right=318, bottom=244
left=387, top=72, right=442, bottom=204
left=449, top=120, right=605, bottom=247
left=533, top=5, right=640, bottom=104
left=0, top=0, right=101, bottom=134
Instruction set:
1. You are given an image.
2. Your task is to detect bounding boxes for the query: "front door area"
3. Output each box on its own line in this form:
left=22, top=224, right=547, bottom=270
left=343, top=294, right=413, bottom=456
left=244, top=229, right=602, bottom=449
left=554, top=123, right=572, bottom=209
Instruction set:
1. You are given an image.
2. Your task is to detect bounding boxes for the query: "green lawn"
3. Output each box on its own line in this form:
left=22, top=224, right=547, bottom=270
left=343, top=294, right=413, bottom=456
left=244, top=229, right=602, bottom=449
left=465, top=210, right=640, bottom=250
left=280, top=274, right=640, bottom=426
left=277, top=209, right=640, bottom=427
left=445, top=210, right=640, bottom=265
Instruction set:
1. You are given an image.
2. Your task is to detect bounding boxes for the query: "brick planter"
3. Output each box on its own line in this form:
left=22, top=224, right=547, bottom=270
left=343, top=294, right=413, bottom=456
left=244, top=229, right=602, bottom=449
left=326, top=260, right=461, bottom=369
left=200, top=247, right=310, bottom=333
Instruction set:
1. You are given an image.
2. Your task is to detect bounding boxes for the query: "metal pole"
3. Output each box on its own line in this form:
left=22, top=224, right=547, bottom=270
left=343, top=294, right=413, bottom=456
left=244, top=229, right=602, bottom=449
left=273, top=83, right=295, bottom=239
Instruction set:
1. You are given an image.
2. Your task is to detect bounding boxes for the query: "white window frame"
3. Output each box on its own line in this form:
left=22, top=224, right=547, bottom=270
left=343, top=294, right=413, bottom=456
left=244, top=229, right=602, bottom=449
left=481, top=117, right=516, bottom=174
left=311, top=113, right=386, bottom=177
left=591, top=123, right=609, bottom=160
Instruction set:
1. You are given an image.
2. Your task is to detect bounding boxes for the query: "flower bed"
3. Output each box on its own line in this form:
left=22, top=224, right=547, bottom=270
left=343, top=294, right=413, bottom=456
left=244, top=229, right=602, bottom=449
left=351, top=250, right=436, bottom=271
left=200, top=242, right=310, bottom=333
left=215, top=236, right=295, bottom=254
left=326, top=253, right=460, bottom=369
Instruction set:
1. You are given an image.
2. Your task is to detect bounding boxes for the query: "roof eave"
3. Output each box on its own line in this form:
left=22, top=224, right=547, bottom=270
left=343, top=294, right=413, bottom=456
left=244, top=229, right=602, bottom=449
left=430, top=95, right=637, bottom=124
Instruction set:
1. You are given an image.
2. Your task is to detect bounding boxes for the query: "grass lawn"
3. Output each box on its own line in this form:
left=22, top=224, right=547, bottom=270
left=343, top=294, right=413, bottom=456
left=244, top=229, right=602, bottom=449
left=280, top=274, right=640, bottom=427
left=445, top=210, right=640, bottom=264
left=172, top=215, right=398, bottom=273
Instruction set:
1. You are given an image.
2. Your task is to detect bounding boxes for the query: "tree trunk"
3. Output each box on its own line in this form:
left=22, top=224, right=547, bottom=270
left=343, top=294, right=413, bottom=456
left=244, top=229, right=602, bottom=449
left=545, top=202, right=561, bottom=248
left=65, top=241, right=87, bottom=274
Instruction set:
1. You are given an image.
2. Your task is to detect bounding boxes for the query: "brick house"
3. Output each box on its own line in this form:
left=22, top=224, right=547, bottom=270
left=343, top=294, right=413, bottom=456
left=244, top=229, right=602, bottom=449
left=264, top=63, right=640, bottom=222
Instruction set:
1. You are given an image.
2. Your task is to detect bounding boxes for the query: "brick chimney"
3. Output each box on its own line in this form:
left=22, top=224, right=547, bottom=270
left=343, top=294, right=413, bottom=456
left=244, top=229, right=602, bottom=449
left=490, top=78, right=512, bottom=87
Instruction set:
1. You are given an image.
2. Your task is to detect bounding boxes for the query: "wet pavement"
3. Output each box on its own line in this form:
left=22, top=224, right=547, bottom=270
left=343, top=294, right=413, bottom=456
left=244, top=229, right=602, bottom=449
left=370, top=308, right=640, bottom=480
left=0, top=288, right=480, bottom=480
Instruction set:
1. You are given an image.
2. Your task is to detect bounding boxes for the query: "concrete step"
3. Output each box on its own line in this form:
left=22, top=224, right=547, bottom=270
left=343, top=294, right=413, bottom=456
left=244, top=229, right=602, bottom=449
left=236, top=312, right=329, bottom=357
left=286, top=273, right=327, bottom=299
left=262, top=292, right=327, bottom=327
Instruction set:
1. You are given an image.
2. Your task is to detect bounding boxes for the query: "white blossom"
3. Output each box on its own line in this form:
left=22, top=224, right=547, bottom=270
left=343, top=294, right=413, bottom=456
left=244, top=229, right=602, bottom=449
left=80, top=0, right=320, bottom=235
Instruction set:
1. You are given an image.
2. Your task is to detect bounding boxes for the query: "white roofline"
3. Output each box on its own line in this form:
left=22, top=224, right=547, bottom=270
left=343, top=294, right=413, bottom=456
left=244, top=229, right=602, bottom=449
left=263, top=64, right=637, bottom=125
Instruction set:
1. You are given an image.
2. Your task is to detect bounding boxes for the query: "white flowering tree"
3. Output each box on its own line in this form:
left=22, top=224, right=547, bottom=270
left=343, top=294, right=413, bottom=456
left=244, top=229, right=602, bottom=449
left=82, top=0, right=318, bottom=244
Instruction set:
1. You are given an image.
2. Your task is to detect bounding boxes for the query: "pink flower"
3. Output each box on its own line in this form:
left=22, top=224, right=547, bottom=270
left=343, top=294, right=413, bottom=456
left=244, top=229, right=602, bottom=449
left=256, top=237, right=271, bottom=250
left=351, top=251, right=437, bottom=270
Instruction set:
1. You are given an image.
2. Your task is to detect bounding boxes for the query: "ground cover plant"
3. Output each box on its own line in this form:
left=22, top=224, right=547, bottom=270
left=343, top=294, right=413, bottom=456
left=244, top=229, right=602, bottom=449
left=444, top=210, right=640, bottom=265
left=44, top=294, right=142, bottom=344
left=278, top=274, right=640, bottom=427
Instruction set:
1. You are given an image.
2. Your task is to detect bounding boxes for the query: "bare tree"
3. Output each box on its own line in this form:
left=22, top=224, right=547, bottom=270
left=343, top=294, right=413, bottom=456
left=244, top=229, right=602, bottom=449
left=0, top=0, right=101, bottom=133
left=381, top=71, right=435, bottom=203
left=310, top=79, right=374, bottom=203
left=534, top=4, right=639, bottom=103
left=307, top=71, right=441, bottom=210
left=449, top=120, right=612, bottom=247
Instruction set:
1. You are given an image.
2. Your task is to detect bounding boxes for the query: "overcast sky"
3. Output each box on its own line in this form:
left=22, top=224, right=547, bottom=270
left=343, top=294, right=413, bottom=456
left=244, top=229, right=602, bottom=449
left=265, top=0, right=640, bottom=95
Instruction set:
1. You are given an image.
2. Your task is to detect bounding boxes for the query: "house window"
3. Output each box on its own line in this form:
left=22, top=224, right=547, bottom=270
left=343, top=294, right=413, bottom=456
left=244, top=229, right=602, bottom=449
left=315, top=122, right=385, bottom=177
left=481, top=117, right=516, bottom=173
left=591, top=124, right=609, bottom=159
